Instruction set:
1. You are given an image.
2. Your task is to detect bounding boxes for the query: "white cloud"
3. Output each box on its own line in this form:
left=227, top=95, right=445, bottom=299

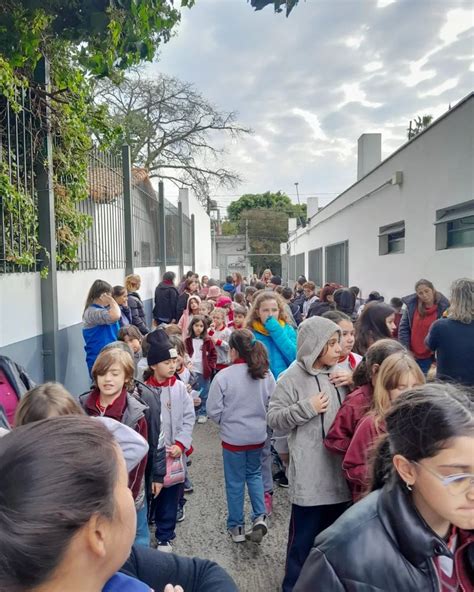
left=377, top=0, right=396, bottom=7
left=439, top=8, right=474, bottom=45
left=345, top=35, right=365, bottom=49
left=400, top=57, right=436, bottom=87
left=364, top=61, right=383, bottom=72
left=292, top=109, right=327, bottom=141
left=338, top=83, right=383, bottom=108
left=419, top=78, right=459, bottom=98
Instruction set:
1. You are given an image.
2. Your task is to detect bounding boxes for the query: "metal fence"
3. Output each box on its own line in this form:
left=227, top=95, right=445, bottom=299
left=73, top=148, right=126, bottom=270
left=0, top=89, right=39, bottom=273
left=0, top=81, right=194, bottom=274
left=131, top=170, right=161, bottom=267
left=165, top=200, right=180, bottom=265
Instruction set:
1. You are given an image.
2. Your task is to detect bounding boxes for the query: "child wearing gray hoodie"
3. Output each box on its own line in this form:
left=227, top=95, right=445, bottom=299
left=267, top=316, right=352, bottom=592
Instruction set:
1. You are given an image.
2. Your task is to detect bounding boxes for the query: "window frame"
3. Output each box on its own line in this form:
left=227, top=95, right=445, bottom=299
left=435, top=200, right=474, bottom=250
left=379, top=221, right=405, bottom=255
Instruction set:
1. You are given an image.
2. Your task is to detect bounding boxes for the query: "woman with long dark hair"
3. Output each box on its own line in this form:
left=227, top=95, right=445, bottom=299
left=354, top=302, right=396, bottom=355
left=399, top=278, right=449, bottom=374
left=295, top=384, right=474, bottom=591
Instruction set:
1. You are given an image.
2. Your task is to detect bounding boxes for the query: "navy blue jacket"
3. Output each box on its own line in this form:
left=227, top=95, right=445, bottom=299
left=398, top=292, right=449, bottom=349
left=128, top=292, right=149, bottom=335
left=153, top=282, right=179, bottom=323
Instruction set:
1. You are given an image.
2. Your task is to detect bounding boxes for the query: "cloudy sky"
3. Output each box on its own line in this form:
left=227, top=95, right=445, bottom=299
left=150, top=0, right=473, bottom=212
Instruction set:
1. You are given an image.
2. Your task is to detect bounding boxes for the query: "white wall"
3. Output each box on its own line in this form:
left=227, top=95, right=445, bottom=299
left=288, top=95, right=474, bottom=299
left=0, top=273, right=42, bottom=346
left=187, top=192, right=212, bottom=276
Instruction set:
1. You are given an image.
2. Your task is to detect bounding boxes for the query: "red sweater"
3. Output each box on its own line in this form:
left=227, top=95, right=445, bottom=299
left=325, top=383, right=373, bottom=455
left=410, top=305, right=437, bottom=359
left=184, top=336, right=217, bottom=379
left=342, top=414, right=384, bottom=501
left=83, top=387, right=148, bottom=501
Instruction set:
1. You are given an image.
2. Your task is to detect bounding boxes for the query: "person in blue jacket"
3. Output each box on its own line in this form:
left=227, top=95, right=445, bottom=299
left=248, top=290, right=297, bottom=515
left=82, top=279, right=121, bottom=373
left=248, top=291, right=297, bottom=379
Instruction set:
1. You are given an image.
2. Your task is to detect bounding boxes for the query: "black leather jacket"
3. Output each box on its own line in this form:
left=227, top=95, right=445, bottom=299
left=295, top=482, right=474, bottom=591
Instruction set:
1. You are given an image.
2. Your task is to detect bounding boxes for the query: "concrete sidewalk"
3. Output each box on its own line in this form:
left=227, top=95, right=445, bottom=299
left=173, top=421, right=291, bottom=592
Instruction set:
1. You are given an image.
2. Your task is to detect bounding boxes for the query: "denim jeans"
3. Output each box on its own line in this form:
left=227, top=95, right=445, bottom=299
left=222, top=447, right=266, bottom=529
left=195, top=373, right=210, bottom=417
left=134, top=503, right=150, bottom=547
left=154, top=483, right=181, bottom=544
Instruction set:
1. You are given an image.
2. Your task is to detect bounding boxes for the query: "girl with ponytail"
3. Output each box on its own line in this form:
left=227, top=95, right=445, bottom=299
left=294, top=383, right=474, bottom=592
left=207, top=329, right=276, bottom=545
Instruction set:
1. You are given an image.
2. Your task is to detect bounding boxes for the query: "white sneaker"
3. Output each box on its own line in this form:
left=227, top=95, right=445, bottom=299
left=245, top=515, right=268, bottom=543
left=157, top=541, right=173, bottom=553
left=228, top=525, right=246, bottom=543
left=197, top=415, right=207, bottom=424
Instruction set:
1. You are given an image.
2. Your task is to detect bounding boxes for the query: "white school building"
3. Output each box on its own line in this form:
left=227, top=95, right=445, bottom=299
left=282, top=92, right=474, bottom=300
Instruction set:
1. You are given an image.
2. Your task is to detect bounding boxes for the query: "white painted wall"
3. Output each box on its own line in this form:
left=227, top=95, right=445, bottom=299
left=187, top=192, right=212, bottom=276
left=0, top=273, right=42, bottom=346
left=288, top=95, right=474, bottom=299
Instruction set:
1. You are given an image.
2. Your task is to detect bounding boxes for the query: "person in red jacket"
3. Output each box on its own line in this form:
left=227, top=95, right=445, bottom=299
left=342, top=351, right=424, bottom=500
left=185, top=315, right=217, bottom=424
left=325, top=338, right=406, bottom=457
left=80, top=347, right=149, bottom=545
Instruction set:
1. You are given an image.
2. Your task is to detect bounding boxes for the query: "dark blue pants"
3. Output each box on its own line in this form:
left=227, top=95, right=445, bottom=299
left=154, top=483, right=181, bottom=544
left=282, top=502, right=348, bottom=592
left=416, top=357, right=433, bottom=375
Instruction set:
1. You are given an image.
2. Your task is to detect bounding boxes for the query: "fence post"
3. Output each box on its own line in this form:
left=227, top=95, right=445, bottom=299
left=178, top=201, right=184, bottom=278
left=122, top=145, right=134, bottom=275
left=191, top=214, right=196, bottom=271
left=35, top=57, right=59, bottom=381
left=158, top=181, right=166, bottom=275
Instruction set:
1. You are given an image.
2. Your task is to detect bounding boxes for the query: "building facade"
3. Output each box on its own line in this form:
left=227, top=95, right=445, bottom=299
left=283, top=93, right=474, bottom=300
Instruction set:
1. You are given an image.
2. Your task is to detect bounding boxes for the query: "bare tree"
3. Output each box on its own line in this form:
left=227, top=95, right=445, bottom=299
left=95, top=72, right=252, bottom=204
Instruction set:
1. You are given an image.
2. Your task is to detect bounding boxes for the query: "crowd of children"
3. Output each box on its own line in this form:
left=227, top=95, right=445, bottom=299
left=0, top=270, right=473, bottom=592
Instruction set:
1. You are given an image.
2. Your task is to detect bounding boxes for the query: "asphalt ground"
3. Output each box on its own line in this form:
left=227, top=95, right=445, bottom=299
left=171, top=420, right=291, bottom=592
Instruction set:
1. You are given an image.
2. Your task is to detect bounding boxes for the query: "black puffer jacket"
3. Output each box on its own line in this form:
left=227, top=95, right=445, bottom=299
left=127, top=292, right=149, bottom=335
left=153, top=282, right=179, bottom=324
left=294, top=482, right=474, bottom=591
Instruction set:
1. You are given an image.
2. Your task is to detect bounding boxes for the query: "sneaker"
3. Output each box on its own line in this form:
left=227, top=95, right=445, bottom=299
left=264, top=491, right=273, bottom=516
left=176, top=506, right=185, bottom=523
left=184, top=484, right=194, bottom=493
left=246, top=515, right=268, bottom=543
left=228, top=525, right=246, bottom=543
left=157, top=541, right=173, bottom=553
left=273, top=470, right=285, bottom=482
left=278, top=474, right=289, bottom=488
left=197, top=415, right=207, bottom=424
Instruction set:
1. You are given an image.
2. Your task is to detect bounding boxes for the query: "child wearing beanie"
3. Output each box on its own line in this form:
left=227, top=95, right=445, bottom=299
left=145, top=329, right=195, bottom=553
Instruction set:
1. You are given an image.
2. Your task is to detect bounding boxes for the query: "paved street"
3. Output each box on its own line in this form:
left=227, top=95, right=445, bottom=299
left=173, top=421, right=291, bottom=592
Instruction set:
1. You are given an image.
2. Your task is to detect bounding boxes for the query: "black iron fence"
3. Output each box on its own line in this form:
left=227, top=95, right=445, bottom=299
left=0, top=89, right=39, bottom=273
left=0, top=87, right=195, bottom=274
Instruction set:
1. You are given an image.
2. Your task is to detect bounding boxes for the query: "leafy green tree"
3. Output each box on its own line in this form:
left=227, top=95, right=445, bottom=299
left=228, top=191, right=306, bottom=222
left=226, top=192, right=306, bottom=275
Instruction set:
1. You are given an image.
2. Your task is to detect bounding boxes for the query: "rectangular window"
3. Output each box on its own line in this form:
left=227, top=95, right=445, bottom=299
left=295, top=252, right=305, bottom=279
left=289, top=254, right=296, bottom=282
left=308, top=248, right=323, bottom=285
left=434, top=200, right=474, bottom=250
left=379, top=221, right=405, bottom=255
left=325, top=241, right=348, bottom=286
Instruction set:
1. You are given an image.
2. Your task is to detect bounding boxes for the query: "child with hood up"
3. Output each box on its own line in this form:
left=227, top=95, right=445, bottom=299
left=177, top=294, right=201, bottom=339
left=267, top=316, right=351, bottom=592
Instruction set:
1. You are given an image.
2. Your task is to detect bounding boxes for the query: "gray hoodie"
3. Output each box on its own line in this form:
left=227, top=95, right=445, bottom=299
left=267, top=317, right=351, bottom=507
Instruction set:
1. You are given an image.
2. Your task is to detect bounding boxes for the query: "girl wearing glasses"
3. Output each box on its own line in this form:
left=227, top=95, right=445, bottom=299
left=294, top=383, right=474, bottom=592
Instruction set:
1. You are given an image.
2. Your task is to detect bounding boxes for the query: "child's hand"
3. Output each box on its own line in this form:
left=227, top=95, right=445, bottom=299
left=193, top=397, right=201, bottom=407
left=100, top=293, right=115, bottom=307
left=169, top=445, right=183, bottom=458
left=152, top=482, right=163, bottom=498
left=164, top=585, right=184, bottom=592
left=329, top=370, right=353, bottom=388
left=309, top=392, right=329, bottom=414
left=186, top=383, right=192, bottom=393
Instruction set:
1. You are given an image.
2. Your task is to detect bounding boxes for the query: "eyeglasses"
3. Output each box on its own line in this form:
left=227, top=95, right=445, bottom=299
left=413, top=462, right=474, bottom=496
